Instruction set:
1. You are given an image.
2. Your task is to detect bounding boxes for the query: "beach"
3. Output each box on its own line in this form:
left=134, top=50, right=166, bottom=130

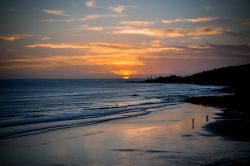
left=1, top=0, right=250, bottom=165
left=1, top=103, right=250, bottom=166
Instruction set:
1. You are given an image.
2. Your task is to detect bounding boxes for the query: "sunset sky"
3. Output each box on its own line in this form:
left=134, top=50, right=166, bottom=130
left=1, top=0, right=250, bottom=79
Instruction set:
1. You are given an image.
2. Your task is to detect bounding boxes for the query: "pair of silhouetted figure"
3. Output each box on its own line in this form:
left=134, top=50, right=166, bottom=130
left=192, top=115, right=209, bottom=128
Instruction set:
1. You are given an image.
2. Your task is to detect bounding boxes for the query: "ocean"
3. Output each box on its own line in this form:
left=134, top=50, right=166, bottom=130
left=0, top=79, right=221, bottom=139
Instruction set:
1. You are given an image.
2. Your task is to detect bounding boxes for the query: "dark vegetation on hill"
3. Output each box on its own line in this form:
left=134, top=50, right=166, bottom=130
left=144, top=64, right=250, bottom=141
left=144, top=64, right=250, bottom=86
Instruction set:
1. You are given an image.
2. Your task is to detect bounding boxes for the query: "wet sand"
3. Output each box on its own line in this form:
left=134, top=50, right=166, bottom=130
left=186, top=95, right=250, bottom=141
left=1, top=103, right=250, bottom=166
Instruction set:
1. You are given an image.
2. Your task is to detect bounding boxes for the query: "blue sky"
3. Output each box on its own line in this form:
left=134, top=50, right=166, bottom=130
left=0, top=0, right=250, bottom=78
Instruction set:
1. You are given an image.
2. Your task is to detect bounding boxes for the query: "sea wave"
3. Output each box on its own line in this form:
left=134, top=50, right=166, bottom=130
left=0, top=80, right=222, bottom=139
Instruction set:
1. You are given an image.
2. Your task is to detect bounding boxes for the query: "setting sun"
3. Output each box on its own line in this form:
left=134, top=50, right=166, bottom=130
left=112, top=70, right=138, bottom=79
left=122, top=75, right=130, bottom=79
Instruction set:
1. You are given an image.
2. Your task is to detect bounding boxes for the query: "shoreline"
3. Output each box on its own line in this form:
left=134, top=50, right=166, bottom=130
left=185, top=92, right=250, bottom=141
left=1, top=103, right=250, bottom=165
left=143, top=64, right=250, bottom=142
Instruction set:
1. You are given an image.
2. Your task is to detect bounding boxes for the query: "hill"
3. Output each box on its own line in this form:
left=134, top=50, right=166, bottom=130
left=144, top=64, right=250, bottom=86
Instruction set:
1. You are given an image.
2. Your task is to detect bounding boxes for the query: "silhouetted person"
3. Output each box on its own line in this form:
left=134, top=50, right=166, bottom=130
left=192, top=118, right=194, bottom=128
left=206, top=115, right=209, bottom=122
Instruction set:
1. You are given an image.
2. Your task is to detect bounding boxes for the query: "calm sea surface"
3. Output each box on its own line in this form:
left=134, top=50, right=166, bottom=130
left=0, top=79, right=221, bottom=138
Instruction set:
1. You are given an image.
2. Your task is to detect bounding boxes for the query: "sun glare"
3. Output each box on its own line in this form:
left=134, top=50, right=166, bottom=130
left=112, top=70, right=137, bottom=79
left=123, top=75, right=130, bottom=79
left=121, top=70, right=131, bottom=79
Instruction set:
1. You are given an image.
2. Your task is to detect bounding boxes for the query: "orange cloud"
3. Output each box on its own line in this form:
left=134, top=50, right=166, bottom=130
left=81, top=14, right=108, bottom=21
left=161, top=17, right=219, bottom=24
left=42, top=9, right=68, bottom=16
left=0, top=34, right=47, bottom=42
left=120, top=20, right=155, bottom=26
left=241, top=18, right=250, bottom=25
left=26, top=42, right=136, bottom=51
left=1, top=54, right=143, bottom=79
left=185, top=27, right=233, bottom=36
left=0, top=35, right=22, bottom=41
left=110, top=5, right=126, bottom=14
left=84, top=55, right=144, bottom=66
left=22, top=41, right=188, bottom=78
left=42, top=14, right=120, bottom=22
left=25, top=42, right=183, bottom=56
left=26, top=43, right=87, bottom=49
left=112, top=27, right=164, bottom=36
left=41, top=36, right=50, bottom=40
left=112, top=26, right=234, bottom=37
left=8, top=41, right=241, bottom=79
left=85, top=0, right=95, bottom=8
left=77, top=25, right=103, bottom=31
left=186, top=45, right=211, bottom=49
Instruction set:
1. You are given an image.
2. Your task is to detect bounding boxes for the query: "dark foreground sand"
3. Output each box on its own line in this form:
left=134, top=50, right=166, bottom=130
left=1, top=103, right=250, bottom=166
